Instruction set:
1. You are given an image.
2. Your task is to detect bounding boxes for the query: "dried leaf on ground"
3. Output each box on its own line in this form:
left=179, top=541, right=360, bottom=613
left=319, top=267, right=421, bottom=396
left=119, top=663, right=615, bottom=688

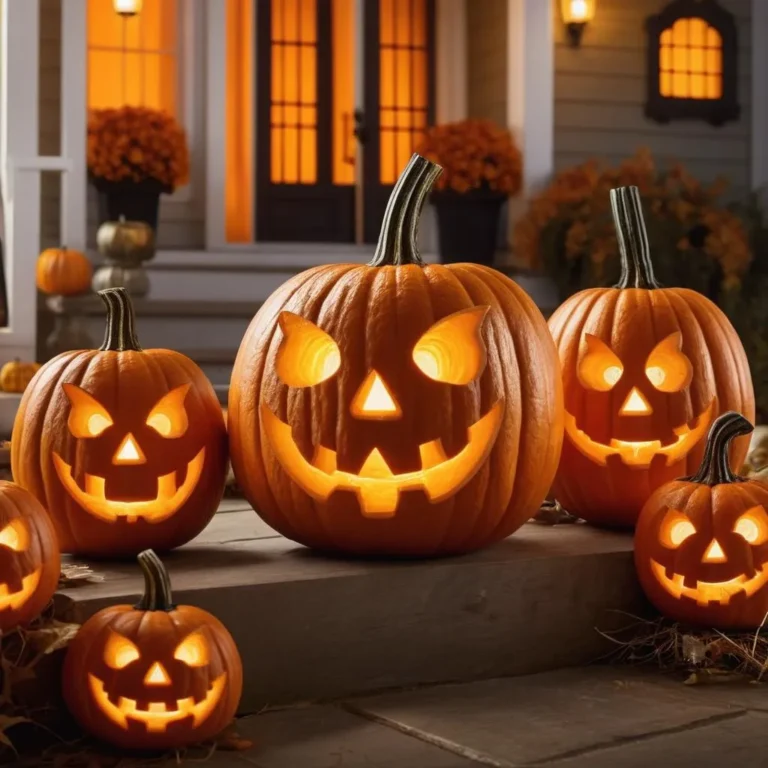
left=0, top=714, right=30, bottom=750
left=531, top=499, right=581, bottom=526
left=59, top=565, right=105, bottom=588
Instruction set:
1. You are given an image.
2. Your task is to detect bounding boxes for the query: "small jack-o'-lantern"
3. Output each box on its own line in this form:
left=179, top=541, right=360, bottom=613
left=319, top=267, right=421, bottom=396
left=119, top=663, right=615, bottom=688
left=11, top=288, right=228, bottom=557
left=229, top=154, right=564, bottom=557
left=62, top=550, right=243, bottom=750
left=0, top=480, right=60, bottom=632
left=635, top=412, right=768, bottom=629
left=548, top=186, right=754, bottom=527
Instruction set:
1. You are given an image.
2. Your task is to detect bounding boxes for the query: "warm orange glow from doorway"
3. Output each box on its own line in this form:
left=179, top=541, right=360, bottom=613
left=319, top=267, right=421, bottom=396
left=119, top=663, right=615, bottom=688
left=226, top=0, right=254, bottom=242
left=270, top=0, right=318, bottom=184
left=87, top=0, right=177, bottom=114
left=332, top=0, right=355, bottom=185
left=379, top=0, right=429, bottom=185
left=659, top=17, right=722, bottom=100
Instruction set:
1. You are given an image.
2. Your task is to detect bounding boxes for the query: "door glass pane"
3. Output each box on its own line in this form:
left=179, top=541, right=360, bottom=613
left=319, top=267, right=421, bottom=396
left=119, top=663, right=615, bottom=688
left=332, top=0, right=355, bottom=185
left=270, top=0, right=317, bottom=184
left=379, top=0, right=429, bottom=185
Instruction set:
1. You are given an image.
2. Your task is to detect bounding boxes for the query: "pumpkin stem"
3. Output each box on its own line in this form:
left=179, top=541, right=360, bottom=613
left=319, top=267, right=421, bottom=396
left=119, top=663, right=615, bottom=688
left=686, top=411, right=754, bottom=486
left=98, top=287, right=142, bottom=352
left=368, top=153, right=443, bottom=267
left=610, top=186, right=661, bottom=290
left=135, top=549, right=175, bottom=611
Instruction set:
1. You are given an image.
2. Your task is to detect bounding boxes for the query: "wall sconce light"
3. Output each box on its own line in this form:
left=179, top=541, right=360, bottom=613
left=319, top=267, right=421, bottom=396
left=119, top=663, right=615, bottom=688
left=560, top=0, right=597, bottom=47
left=113, top=0, right=143, bottom=16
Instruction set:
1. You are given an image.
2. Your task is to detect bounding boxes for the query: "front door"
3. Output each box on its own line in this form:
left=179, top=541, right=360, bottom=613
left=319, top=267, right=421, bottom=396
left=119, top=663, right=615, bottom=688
left=255, top=0, right=435, bottom=243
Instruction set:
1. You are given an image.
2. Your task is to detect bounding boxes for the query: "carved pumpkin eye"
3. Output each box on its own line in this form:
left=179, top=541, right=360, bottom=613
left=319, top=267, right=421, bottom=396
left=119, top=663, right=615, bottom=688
left=63, top=384, right=114, bottom=438
left=146, top=384, right=190, bottom=438
left=733, top=508, right=768, bottom=545
left=0, top=519, right=29, bottom=552
left=174, top=630, right=210, bottom=667
left=577, top=334, right=624, bottom=391
left=412, top=306, right=489, bottom=385
left=104, top=632, right=141, bottom=669
left=660, top=509, right=696, bottom=548
left=644, top=333, right=692, bottom=393
left=276, top=312, right=341, bottom=387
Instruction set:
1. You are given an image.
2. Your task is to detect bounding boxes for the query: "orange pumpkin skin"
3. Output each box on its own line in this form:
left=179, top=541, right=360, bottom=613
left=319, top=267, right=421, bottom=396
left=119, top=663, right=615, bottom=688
left=229, top=155, right=564, bottom=557
left=0, top=480, right=60, bottom=632
left=12, top=289, right=228, bottom=557
left=62, top=551, right=243, bottom=751
left=635, top=412, right=768, bottom=630
left=548, top=187, right=754, bottom=528
left=36, top=247, right=93, bottom=295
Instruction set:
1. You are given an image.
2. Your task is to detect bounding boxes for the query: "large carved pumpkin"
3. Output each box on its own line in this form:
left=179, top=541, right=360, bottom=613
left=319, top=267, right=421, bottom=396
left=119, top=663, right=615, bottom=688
left=11, top=288, right=228, bottom=557
left=228, top=154, right=564, bottom=557
left=635, top=412, right=768, bottom=629
left=62, top=550, right=242, bottom=750
left=0, top=480, right=60, bottom=632
left=548, top=186, right=754, bottom=528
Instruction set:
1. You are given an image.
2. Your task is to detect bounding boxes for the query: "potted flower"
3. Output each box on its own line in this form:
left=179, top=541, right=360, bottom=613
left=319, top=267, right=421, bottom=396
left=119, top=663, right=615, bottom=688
left=416, top=119, right=522, bottom=266
left=87, top=106, right=190, bottom=234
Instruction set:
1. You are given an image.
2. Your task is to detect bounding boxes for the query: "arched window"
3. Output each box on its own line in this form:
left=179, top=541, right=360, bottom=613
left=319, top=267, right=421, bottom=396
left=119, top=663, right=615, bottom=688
left=646, top=0, right=739, bottom=125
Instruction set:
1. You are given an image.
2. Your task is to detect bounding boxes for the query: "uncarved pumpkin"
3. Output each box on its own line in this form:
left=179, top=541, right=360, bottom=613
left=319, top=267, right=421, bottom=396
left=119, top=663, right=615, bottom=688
left=36, top=246, right=93, bottom=295
left=0, top=358, right=40, bottom=393
left=11, top=288, right=228, bottom=557
left=62, top=549, right=242, bottom=750
left=228, top=153, right=564, bottom=557
left=635, top=411, right=768, bottom=629
left=0, top=480, right=60, bottom=632
left=548, top=186, right=754, bottom=528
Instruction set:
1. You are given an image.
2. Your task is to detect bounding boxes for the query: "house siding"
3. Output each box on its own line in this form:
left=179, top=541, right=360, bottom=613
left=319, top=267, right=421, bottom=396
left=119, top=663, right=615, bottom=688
left=38, top=1, right=206, bottom=251
left=466, top=0, right=507, bottom=124
left=554, top=0, right=752, bottom=200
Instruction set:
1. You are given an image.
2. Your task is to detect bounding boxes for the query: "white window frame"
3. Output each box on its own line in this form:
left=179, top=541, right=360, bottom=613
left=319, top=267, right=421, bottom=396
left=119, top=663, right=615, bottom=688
left=204, top=0, right=468, bottom=251
left=752, top=0, right=768, bottom=199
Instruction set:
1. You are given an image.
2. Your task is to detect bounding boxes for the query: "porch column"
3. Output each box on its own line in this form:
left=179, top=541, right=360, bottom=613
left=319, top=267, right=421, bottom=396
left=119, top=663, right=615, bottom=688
left=507, top=0, right=554, bottom=197
left=0, top=0, right=41, bottom=362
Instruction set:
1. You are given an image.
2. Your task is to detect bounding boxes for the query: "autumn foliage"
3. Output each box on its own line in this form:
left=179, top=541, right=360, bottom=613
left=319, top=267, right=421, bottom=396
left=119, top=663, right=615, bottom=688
left=416, top=119, right=522, bottom=196
left=87, top=106, right=190, bottom=193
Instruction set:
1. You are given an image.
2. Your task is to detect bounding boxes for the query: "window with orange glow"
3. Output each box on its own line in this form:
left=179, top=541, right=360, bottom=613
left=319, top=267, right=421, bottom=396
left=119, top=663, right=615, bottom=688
left=659, top=17, right=722, bottom=100
left=269, top=0, right=318, bottom=185
left=87, top=0, right=178, bottom=115
left=332, top=0, right=355, bottom=186
left=379, top=0, right=430, bottom=185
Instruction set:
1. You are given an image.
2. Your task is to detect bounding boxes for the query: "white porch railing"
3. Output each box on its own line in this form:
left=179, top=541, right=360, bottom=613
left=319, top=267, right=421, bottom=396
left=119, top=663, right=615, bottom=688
left=0, top=0, right=87, bottom=365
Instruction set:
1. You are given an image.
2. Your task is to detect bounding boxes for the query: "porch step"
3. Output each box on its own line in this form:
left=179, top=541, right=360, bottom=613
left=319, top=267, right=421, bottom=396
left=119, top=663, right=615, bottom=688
left=58, top=506, right=645, bottom=713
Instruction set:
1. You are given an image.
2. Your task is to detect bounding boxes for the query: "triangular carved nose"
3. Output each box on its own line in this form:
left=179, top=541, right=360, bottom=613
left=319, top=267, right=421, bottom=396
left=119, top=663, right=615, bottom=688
left=351, top=371, right=402, bottom=420
left=113, top=433, right=147, bottom=465
left=620, top=387, right=652, bottom=415
left=703, top=539, right=727, bottom=563
left=144, top=661, right=171, bottom=686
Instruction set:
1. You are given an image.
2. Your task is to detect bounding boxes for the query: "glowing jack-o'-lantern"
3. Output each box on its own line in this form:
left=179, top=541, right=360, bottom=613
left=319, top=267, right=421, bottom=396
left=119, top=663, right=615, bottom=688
left=548, top=186, right=754, bottom=527
left=229, top=154, right=564, bottom=557
left=0, top=480, right=60, bottom=632
left=62, top=549, right=243, bottom=750
left=635, top=412, right=768, bottom=629
left=11, top=288, right=228, bottom=557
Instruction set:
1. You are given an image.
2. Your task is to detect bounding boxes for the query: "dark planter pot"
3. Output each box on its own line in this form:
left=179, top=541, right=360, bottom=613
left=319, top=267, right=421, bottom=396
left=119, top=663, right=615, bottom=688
left=95, top=179, right=163, bottom=233
left=432, top=190, right=506, bottom=266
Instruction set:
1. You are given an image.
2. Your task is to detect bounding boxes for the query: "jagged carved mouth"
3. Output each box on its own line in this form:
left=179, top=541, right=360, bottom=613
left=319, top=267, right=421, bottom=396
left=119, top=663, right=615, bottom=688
left=651, top=559, right=768, bottom=606
left=88, top=673, right=226, bottom=732
left=261, top=400, right=504, bottom=517
left=564, top=400, right=715, bottom=467
left=0, top=569, right=41, bottom=612
left=52, top=449, right=206, bottom=523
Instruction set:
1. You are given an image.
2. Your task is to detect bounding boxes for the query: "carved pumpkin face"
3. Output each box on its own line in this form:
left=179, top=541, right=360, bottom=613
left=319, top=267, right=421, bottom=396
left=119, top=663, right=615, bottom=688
left=62, top=551, right=243, bottom=750
left=635, top=412, right=768, bottom=629
left=549, top=186, right=754, bottom=527
left=229, top=154, right=564, bottom=557
left=261, top=307, right=504, bottom=518
left=0, top=480, right=60, bottom=632
left=12, top=289, right=228, bottom=557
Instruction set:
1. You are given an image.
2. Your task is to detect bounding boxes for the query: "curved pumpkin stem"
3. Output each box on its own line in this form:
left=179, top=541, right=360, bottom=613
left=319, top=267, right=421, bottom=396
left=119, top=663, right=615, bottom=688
left=135, top=549, right=175, bottom=611
left=98, top=287, right=142, bottom=352
left=686, top=411, right=754, bottom=486
left=610, top=186, right=661, bottom=290
left=368, top=153, right=443, bottom=268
